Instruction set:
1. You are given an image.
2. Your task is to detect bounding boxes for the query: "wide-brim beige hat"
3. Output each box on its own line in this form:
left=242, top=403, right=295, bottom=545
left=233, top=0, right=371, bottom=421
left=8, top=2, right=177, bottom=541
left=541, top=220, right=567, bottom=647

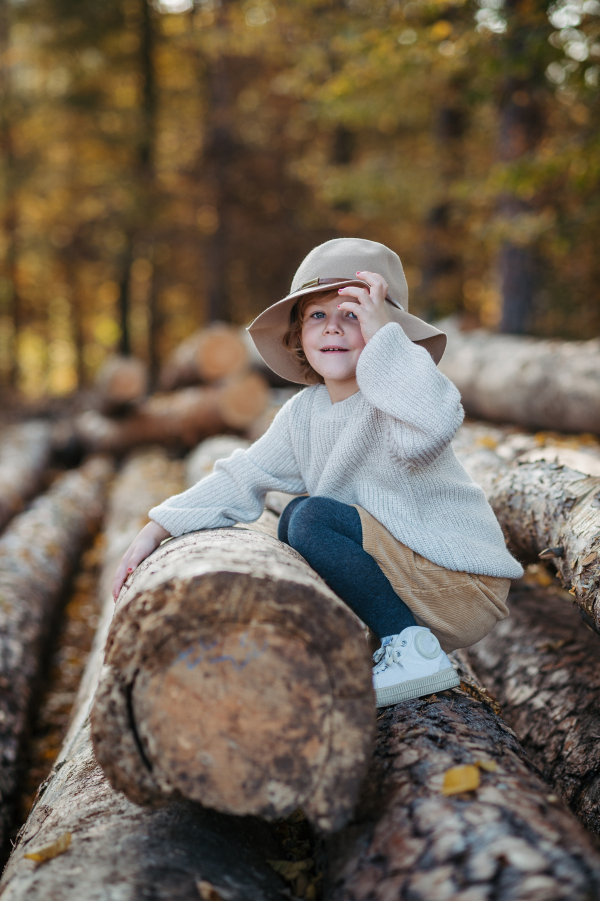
left=247, top=237, right=447, bottom=385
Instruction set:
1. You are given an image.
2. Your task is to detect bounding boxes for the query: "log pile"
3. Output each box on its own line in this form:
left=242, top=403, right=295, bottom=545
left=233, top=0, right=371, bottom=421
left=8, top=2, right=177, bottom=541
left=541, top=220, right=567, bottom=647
left=453, top=423, right=600, bottom=634
left=0, top=449, right=291, bottom=901
left=0, top=422, right=52, bottom=533
left=158, top=323, right=249, bottom=391
left=91, top=527, right=375, bottom=833
left=465, top=580, right=600, bottom=837
left=439, top=315, right=600, bottom=434
left=94, top=354, right=148, bottom=414
left=326, top=658, right=600, bottom=900
left=0, top=456, right=112, bottom=851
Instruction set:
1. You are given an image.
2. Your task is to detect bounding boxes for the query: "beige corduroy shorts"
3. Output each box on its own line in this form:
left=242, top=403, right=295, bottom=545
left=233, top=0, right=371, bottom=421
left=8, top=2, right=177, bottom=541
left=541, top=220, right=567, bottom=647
left=354, top=506, right=510, bottom=653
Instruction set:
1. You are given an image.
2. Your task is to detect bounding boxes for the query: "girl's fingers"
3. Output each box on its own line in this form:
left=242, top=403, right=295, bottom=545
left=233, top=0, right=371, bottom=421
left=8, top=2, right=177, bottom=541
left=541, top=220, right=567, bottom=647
left=337, top=301, right=364, bottom=316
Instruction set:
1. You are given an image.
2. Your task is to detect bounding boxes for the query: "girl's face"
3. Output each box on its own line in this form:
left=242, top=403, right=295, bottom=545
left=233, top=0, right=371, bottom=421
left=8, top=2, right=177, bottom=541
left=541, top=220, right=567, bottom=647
left=301, top=296, right=366, bottom=384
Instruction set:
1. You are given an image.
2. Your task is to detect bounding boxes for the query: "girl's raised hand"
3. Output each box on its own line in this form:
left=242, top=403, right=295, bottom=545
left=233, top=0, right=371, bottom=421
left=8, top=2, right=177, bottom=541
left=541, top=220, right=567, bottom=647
left=337, top=270, right=392, bottom=344
left=112, top=520, right=170, bottom=602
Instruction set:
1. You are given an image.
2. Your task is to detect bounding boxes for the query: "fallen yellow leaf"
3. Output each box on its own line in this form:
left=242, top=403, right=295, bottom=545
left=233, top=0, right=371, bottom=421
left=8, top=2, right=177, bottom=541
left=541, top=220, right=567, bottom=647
left=442, top=765, right=480, bottom=796
left=475, top=758, right=498, bottom=772
left=24, top=832, right=71, bottom=865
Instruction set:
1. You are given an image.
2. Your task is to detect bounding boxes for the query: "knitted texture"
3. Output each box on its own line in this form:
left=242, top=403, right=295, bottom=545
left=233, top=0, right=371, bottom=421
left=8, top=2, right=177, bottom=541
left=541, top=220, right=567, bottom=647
left=150, top=323, right=524, bottom=579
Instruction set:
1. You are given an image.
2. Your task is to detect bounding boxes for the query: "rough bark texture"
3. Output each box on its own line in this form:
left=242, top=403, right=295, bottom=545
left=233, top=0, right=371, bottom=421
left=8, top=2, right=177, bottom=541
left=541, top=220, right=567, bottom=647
left=67, top=373, right=269, bottom=455
left=0, top=449, right=288, bottom=901
left=158, top=324, right=249, bottom=391
left=94, top=354, right=148, bottom=413
left=91, top=527, right=375, bottom=833
left=453, top=423, right=600, bottom=635
left=326, top=655, right=600, bottom=901
left=0, top=456, right=112, bottom=852
left=439, top=317, right=600, bottom=433
left=466, top=580, right=600, bottom=837
left=0, top=421, right=52, bottom=534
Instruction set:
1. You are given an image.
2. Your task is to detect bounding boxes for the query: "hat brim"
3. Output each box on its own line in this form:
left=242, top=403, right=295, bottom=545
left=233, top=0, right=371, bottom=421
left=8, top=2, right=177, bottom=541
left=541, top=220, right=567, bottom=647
left=247, top=279, right=447, bottom=385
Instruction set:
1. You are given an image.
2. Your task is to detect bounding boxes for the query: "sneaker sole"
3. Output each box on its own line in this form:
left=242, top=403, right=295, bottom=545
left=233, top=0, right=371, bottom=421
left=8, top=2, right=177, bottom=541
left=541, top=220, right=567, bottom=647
left=375, top=666, right=460, bottom=708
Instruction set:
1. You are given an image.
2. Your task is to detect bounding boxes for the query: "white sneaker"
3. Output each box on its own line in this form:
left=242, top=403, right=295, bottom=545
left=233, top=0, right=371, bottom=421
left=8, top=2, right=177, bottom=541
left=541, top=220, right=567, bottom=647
left=372, top=626, right=460, bottom=707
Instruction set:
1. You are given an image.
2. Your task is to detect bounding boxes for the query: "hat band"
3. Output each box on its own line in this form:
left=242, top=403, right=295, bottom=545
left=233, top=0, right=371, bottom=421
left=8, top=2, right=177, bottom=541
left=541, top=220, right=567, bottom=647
left=299, top=277, right=404, bottom=311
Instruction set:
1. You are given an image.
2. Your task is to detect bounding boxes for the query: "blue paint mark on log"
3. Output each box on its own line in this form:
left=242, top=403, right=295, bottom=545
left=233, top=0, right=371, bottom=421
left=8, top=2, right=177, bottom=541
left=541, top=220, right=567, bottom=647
left=177, top=632, right=268, bottom=671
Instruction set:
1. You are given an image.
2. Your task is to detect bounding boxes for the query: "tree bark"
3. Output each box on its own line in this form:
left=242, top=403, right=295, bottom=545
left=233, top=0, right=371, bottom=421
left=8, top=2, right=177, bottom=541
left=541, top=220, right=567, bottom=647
left=439, top=316, right=600, bottom=433
left=65, top=373, right=269, bottom=455
left=326, top=652, right=600, bottom=901
left=91, top=525, right=375, bottom=833
left=0, top=456, right=112, bottom=852
left=158, top=325, right=249, bottom=391
left=94, top=354, right=148, bottom=414
left=453, top=423, right=600, bottom=635
left=465, top=580, right=600, bottom=837
left=0, top=421, right=52, bottom=533
left=0, top=449, right=288, bottom=901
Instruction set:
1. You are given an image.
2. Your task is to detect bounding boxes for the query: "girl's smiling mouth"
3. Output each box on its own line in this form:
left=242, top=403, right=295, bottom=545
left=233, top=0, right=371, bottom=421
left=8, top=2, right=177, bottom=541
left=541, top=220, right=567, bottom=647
left=321, top=346, right=348, bottom=352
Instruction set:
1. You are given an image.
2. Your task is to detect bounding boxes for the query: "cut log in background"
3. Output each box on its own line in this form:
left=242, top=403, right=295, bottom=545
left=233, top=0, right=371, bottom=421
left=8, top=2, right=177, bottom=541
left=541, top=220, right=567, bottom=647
left=64, top=372, right=270, bottom=455
left=91, top=526, right=375, bottom=833
left=439, top=316, right=600, bottom=434
left=94, top=354, right=148, bottom=414
left=158, top=323, right=249, bottom=391
left=453, top=423, right=600, bottom=635
left=0, top=449, right=289, bottom=901
left=0, top=422, right=52, bottom=534
left=326, top=652, right=600, bottom=901
left=466, top=580, right=600, bottom=837
left=0, top=456, right=111, bottom=852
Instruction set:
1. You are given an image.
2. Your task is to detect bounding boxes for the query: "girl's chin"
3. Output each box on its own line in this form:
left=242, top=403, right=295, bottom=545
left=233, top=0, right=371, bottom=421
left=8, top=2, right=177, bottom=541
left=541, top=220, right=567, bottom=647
left=310, top=364, right=357, bottom=382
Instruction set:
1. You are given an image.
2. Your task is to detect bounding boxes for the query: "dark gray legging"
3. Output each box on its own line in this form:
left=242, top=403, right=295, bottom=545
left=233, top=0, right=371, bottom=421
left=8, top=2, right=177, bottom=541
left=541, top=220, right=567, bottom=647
left=277, top=495, right=416, bottom=640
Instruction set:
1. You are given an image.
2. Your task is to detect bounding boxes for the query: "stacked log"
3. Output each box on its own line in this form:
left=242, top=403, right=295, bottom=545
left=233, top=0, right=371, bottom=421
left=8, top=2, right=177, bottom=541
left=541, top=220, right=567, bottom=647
left=159, top=324, right=249, bottom=391
left=0, top=421, right=52, bottom=533
left=91, top=527, right=375, bottom=833
left=66, top=372, right=269, bottom=456
left=0, top=449, right=289, bottom=901
left=326, top=653, right=600, bottom=900
left=453, top=423, right=600, bottom=634
left=0, top=456, right=112, bottom=851
left=439, top=315, right=600, bottom=433
left=465, top=580, right=600, bottom=837
left=94, top=354, right=148, bottom=414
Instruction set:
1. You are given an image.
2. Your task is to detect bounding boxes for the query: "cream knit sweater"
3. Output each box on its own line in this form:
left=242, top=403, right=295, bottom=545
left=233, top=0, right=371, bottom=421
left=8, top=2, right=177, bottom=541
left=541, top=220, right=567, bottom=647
left=150, top=323, right=524, bottom=579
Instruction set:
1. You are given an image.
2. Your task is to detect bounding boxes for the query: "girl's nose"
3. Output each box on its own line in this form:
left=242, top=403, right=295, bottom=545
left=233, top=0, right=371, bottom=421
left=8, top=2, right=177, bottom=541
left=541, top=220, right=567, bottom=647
left=323, top=316, right=343, bottom=333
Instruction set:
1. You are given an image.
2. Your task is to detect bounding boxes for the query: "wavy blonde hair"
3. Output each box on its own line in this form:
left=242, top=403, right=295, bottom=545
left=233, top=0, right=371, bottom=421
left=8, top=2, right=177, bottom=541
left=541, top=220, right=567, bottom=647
left=282, top=289, right=340, bottom=385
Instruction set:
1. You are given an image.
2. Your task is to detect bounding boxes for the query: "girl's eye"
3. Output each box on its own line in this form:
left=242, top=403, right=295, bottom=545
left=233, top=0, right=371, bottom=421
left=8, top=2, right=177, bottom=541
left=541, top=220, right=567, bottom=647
left=310, top=311, right=326, bottom=319
left=347, top=311, right=358, bottom=320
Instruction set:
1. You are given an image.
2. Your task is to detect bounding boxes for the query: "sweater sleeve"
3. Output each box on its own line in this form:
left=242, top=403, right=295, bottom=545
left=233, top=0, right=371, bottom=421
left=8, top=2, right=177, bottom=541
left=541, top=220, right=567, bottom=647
left=149, top=401, right=306, bottom=537
left=356, top=322, right=464, bottom=467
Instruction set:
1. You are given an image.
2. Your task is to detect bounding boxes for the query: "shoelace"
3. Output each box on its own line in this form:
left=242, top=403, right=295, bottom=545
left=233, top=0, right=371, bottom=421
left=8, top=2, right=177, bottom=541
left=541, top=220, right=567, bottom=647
left=372, top=640, right=406, bottom=668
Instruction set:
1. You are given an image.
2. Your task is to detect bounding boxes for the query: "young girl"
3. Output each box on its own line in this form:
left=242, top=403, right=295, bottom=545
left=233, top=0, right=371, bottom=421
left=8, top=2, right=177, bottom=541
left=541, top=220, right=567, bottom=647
left=113, top=237, right=523, bottom=707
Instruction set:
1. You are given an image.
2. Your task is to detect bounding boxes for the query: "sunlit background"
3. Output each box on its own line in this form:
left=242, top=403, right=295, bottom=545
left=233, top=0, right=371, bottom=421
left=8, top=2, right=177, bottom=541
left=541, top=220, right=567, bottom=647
left=0, top=0, right=599, bottom=398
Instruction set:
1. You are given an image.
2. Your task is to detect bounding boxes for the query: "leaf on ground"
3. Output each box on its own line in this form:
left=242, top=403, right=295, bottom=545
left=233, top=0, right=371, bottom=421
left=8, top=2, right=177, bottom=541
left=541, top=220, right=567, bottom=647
left=442, top=764, right=480, bottom=796
left=24, top=831, right=72, bottom=865
left=268, top=859, right=313, bottom=881
left=474, top=758, right=498, bottom=772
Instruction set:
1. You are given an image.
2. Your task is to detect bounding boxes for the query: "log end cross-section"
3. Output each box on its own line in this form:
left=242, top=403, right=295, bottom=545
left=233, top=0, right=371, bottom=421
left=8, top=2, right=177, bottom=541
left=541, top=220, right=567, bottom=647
left=91, top=529, right=375, bottom=833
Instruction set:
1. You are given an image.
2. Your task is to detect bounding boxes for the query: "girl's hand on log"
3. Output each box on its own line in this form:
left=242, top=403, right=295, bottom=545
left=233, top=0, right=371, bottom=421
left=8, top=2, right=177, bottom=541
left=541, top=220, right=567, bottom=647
left=112, top=520, right=170, bottom=602
left=337, top=271, right=392, bottom=344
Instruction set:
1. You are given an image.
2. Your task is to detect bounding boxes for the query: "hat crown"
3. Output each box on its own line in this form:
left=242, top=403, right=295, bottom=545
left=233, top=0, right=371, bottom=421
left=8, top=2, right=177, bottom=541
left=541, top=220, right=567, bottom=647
left=290, top=238, right=409, bottom=312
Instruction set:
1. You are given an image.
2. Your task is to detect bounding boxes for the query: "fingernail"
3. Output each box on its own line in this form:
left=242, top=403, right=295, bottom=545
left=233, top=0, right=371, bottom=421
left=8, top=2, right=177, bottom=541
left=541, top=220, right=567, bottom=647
left=127, top=567, right=133, bottom=572
left=337, top=305, right=340, bottom=308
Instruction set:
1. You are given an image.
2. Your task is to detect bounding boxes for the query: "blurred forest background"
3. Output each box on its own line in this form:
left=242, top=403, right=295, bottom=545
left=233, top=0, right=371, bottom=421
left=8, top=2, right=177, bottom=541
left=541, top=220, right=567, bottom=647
left=0, top=0, right=599, bottom=399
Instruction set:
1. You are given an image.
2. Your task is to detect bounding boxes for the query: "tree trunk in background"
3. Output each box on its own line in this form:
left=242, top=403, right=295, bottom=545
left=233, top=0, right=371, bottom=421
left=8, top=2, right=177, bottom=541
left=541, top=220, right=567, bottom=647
left=0, top=421, right=52, bottom=533
left=497, top=0, right=545, bottom=334
left=326, top=653, right=600, bottom=900
left=0, top=456, right=111, bottom=852
left=466, top=580, right=600, bottom=836
left=421, top=89, right=466, bottom=318
left=0, top=450, right=288, bottom=901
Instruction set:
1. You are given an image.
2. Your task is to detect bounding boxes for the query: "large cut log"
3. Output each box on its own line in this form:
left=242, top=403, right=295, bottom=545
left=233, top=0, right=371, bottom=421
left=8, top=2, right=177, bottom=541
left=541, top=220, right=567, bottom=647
left=0, top=449, right=288, bottom=901
left=158, top=324, right=249, bottom=391
left=466, top=580, right=600, bottom=837
left=94, top=354, right=148, bottom=413
left=69, top=373, right=269, bottom=455
left=0, top=456, right=112, bottom=852
left=326, top=653, right=600, bottom=900
left=91, top=526, right=375, bottom=833
left=0, top=421, right=52, bottom=533
left=439, top=316, right=600, bottom=433
left=453, top=423, right=600, bottom=635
